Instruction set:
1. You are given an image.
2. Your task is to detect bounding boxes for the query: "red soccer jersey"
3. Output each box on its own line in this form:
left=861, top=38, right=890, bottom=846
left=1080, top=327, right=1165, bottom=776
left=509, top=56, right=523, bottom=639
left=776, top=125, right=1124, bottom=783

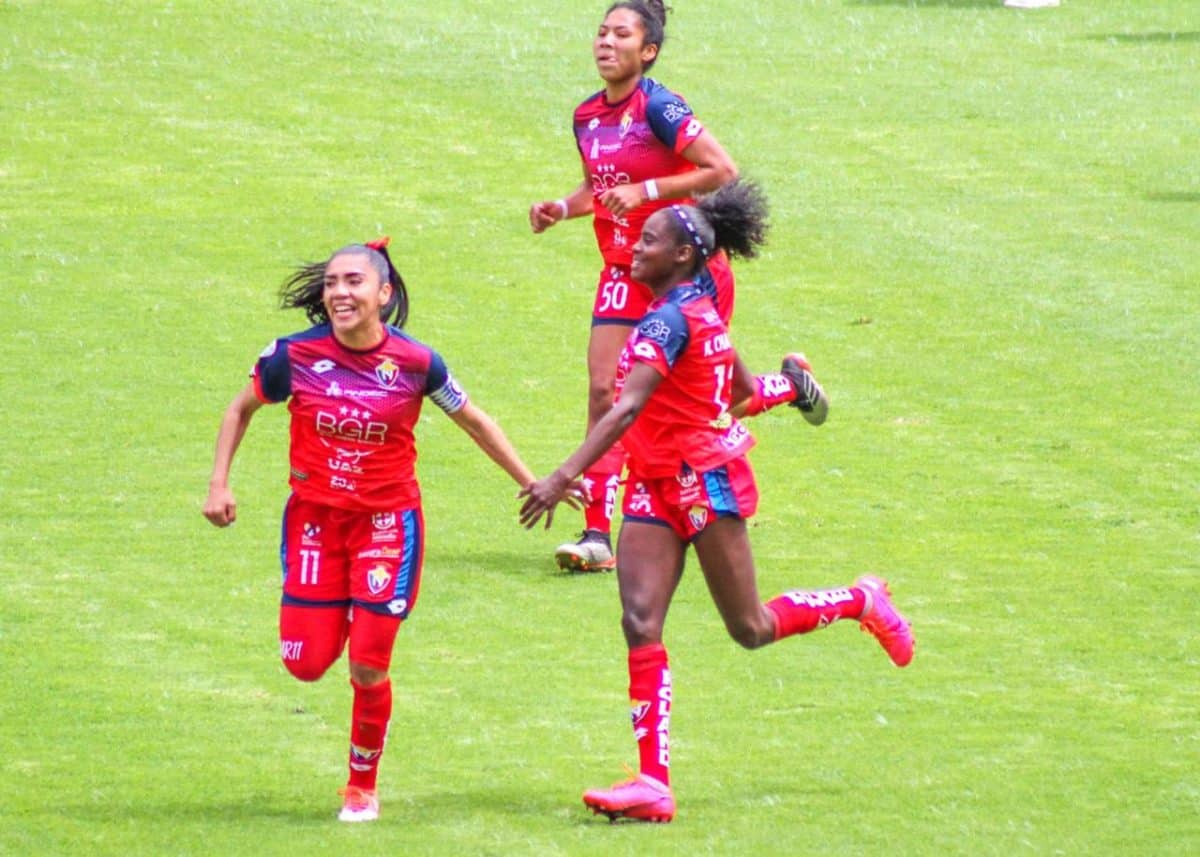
left=251, top=324, right=468, bottom=511
left=574, top=77, right=708, bottom=267
left=614, top=283, right=755, bottom=478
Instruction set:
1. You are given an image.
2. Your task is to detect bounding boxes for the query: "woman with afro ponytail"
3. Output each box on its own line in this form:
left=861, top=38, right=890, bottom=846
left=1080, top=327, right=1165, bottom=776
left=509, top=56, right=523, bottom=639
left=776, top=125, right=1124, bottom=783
left=520, top=181, right=914, bottom=823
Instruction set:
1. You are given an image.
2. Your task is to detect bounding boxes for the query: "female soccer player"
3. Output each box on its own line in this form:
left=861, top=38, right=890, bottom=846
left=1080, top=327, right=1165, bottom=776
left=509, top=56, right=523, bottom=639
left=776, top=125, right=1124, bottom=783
left=204, top=239, right=543, bottom=823
left=519, top=182, right=915, bottom=823
left=529, top=0, right=771, bottom=572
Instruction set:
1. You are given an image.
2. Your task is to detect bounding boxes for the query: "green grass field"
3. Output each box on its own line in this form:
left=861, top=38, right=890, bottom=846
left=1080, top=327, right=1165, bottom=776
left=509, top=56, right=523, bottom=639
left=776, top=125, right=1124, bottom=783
left=2, top=1, right=1197, bottom=853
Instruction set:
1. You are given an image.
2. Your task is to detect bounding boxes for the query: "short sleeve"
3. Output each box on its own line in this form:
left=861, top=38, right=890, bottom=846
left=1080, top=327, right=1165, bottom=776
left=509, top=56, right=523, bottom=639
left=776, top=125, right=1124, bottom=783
left=645, top=84, right=706, bottom=154
left=251, top=339, right=292, bottom=403
left=629, top=304, right=690, bottom=374
left=425, top=350, right=469, bottom=414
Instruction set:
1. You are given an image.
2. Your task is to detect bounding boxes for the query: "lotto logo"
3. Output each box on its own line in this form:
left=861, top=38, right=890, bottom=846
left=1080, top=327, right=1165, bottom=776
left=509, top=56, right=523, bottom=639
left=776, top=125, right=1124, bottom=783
left=632, top=341, right=657, bottom=361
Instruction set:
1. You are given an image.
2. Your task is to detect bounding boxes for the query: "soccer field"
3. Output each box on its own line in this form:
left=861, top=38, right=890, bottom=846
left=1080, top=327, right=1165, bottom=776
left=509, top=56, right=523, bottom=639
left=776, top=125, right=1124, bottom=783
left=1, top=1, right=1197, bottom=854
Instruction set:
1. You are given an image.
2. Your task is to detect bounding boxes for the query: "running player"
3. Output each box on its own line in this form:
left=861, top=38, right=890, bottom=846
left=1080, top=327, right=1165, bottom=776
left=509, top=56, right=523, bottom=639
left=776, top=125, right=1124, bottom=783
left=204, top=239, right=544, bottom=823
left=529, top=1, right=811, bottom=572
left=519, top=182, right=915, bottom=823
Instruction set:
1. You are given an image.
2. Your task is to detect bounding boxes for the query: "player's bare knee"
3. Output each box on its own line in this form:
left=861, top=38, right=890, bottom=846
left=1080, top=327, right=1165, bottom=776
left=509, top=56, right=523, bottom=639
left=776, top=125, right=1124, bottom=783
left=621, top=607, right=664, bottom=648
left=726, top=616, right=772, bottom=650
left=587, top=378, right=616, bottom=417
left=350, top=662, right=389, bottom=687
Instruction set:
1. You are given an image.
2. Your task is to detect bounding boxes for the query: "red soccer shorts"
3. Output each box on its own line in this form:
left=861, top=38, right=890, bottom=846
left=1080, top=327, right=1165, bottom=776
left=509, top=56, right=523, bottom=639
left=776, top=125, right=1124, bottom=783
left=621, top=455, right=758, bottom=541
left=279, top=495, right=424, bottom=619
left=591, top=254, right=735, bottom=327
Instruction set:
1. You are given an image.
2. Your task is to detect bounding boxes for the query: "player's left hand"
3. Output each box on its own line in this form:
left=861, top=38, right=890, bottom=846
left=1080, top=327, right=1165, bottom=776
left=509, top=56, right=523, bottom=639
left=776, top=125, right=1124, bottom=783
left=517, top=470, right=582, bottom=529
left=599, top=183, right=647, bottom=218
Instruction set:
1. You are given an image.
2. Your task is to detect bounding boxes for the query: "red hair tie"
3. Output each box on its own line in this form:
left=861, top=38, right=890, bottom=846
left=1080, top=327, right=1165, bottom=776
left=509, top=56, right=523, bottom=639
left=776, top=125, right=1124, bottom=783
left=365, top=236, right=390, bottom=251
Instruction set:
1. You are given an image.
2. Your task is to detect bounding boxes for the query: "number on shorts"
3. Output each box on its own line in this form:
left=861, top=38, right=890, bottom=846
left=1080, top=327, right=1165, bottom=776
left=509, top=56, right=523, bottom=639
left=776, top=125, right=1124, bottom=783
left=299, top=549, right=320, bottom=585
left=597, top=278, right=629, bottom=313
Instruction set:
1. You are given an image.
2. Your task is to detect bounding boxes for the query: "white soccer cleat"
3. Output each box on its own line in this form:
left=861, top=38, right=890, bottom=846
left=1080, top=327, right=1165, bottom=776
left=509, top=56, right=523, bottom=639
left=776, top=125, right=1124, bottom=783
left=337, top=786, right=379, bottom=822
left=555, top=530, right=616, bottom=572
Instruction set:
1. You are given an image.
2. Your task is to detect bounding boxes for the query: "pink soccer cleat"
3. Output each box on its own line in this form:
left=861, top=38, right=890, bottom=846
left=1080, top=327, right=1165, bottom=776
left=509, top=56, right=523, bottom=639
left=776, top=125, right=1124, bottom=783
left=337, top=785, right=379, bottom=822
left=583, top=774, right=676, bottom=823
left=855, top=575, right=914, bottom=667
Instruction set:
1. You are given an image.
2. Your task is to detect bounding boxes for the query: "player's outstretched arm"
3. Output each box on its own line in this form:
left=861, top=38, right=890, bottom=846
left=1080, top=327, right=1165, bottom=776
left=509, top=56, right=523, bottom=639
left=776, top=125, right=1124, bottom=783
left=446, top=401, right=537, bottom=489
left=204, top=383, right=263, bottom=528
left=518, top=362, right=662, bottom=530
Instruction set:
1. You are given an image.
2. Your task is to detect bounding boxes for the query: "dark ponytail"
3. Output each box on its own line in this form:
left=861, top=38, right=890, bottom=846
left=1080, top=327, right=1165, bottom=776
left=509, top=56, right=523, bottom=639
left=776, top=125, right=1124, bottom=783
left=665, top=179, right=770, bottom=275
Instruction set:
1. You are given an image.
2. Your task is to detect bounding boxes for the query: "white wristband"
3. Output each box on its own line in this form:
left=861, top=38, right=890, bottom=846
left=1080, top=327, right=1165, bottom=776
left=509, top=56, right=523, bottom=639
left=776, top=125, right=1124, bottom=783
left=555, top=199, right=569, bottom=220
left=643, top=179, right=660, bottom=201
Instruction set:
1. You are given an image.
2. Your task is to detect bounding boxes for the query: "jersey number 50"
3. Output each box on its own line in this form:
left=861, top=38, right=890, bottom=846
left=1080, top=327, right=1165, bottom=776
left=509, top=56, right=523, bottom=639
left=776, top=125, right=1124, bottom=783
left=597, top=278, right=629, bottom=312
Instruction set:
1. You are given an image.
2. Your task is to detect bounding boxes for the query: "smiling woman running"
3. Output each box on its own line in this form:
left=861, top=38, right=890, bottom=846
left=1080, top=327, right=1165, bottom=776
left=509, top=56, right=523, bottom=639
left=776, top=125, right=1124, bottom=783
left=520, top=182, right=914, bottom=823
left=204, top=239, right=540, bottom=823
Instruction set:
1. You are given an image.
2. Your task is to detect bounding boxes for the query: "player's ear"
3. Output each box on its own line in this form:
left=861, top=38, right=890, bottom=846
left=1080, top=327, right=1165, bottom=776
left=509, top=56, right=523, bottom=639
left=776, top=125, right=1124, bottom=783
left=641, top=42, right=658, bottom=67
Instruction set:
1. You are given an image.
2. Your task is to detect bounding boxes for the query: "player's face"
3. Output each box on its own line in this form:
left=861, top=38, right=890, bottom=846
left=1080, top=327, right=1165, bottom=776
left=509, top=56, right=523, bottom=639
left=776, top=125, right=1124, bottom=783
left=594, top=8, right=657, bottom=85
left=631, top=210, right=689, bottom=289
left=322, top=253, right=393, bottom=343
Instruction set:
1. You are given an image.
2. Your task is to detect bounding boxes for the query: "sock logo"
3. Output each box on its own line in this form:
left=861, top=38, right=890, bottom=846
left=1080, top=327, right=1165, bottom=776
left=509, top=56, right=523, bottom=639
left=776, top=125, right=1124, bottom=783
left=350, top=743, right=381, bottom=772
left=657, top=668, right=672, bottom=769
left=782, top=588, right=854, bottom=609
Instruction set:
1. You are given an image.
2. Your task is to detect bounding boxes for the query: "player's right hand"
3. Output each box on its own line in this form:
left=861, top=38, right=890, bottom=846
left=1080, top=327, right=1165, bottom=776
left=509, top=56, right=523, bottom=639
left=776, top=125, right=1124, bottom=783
left=529, top=201, right=562, bottom=234
left=203, top=486, right=237, bottom=527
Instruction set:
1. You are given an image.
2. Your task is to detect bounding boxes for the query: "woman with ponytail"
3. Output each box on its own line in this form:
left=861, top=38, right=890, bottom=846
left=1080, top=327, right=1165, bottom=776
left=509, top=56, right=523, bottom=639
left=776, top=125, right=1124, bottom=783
left=519, top=182, right=914, bottom=823
left=204, top=239, right=542, bottom=823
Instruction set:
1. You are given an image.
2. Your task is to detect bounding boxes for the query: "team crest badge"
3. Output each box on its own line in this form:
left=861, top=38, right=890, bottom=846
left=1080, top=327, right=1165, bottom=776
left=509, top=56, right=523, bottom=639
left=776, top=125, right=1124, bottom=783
left=372, top=512, right=396, bottom=530
left=350, top=743, right=381, bottom=772
left=366, top=563, right=393, bottom=596
left=375, top=357, right=400, bottom=388
left=630, top=699, right=651, bottom=724
left=687, top=505, right=709, bottom=531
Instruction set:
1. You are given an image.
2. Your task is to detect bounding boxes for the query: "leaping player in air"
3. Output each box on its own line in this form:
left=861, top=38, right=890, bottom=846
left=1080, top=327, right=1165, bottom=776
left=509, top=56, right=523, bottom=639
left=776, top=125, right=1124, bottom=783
left=529, top=0, right=824, bottom=573
left=519, top=180, right=915, bottom=824
left=204, top=239, right=549, bottom=823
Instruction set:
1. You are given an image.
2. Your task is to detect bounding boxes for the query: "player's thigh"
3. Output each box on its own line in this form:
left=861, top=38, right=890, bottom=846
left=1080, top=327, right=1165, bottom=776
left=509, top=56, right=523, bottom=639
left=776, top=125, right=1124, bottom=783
left=279, top=603, right=350, bottom=681
left=280, top=495, right=353, bottom=603
left=616, top=517, right=687, bottom=642
left=344, top=507, right=424, bottom=671
left=691, top=516, right=764, bottom=628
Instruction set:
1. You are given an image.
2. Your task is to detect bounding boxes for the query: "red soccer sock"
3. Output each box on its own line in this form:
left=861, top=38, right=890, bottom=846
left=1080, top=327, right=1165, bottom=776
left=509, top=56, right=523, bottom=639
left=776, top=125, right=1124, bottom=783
left=765, top=586, right=867, bottom=640
left=347, top=677, right=392, bottom=791
left=627, top=643, right=672, bottom=788
left=742, top=374, right=798, bottom=416
left=582, top=469, right=621, bottom=535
